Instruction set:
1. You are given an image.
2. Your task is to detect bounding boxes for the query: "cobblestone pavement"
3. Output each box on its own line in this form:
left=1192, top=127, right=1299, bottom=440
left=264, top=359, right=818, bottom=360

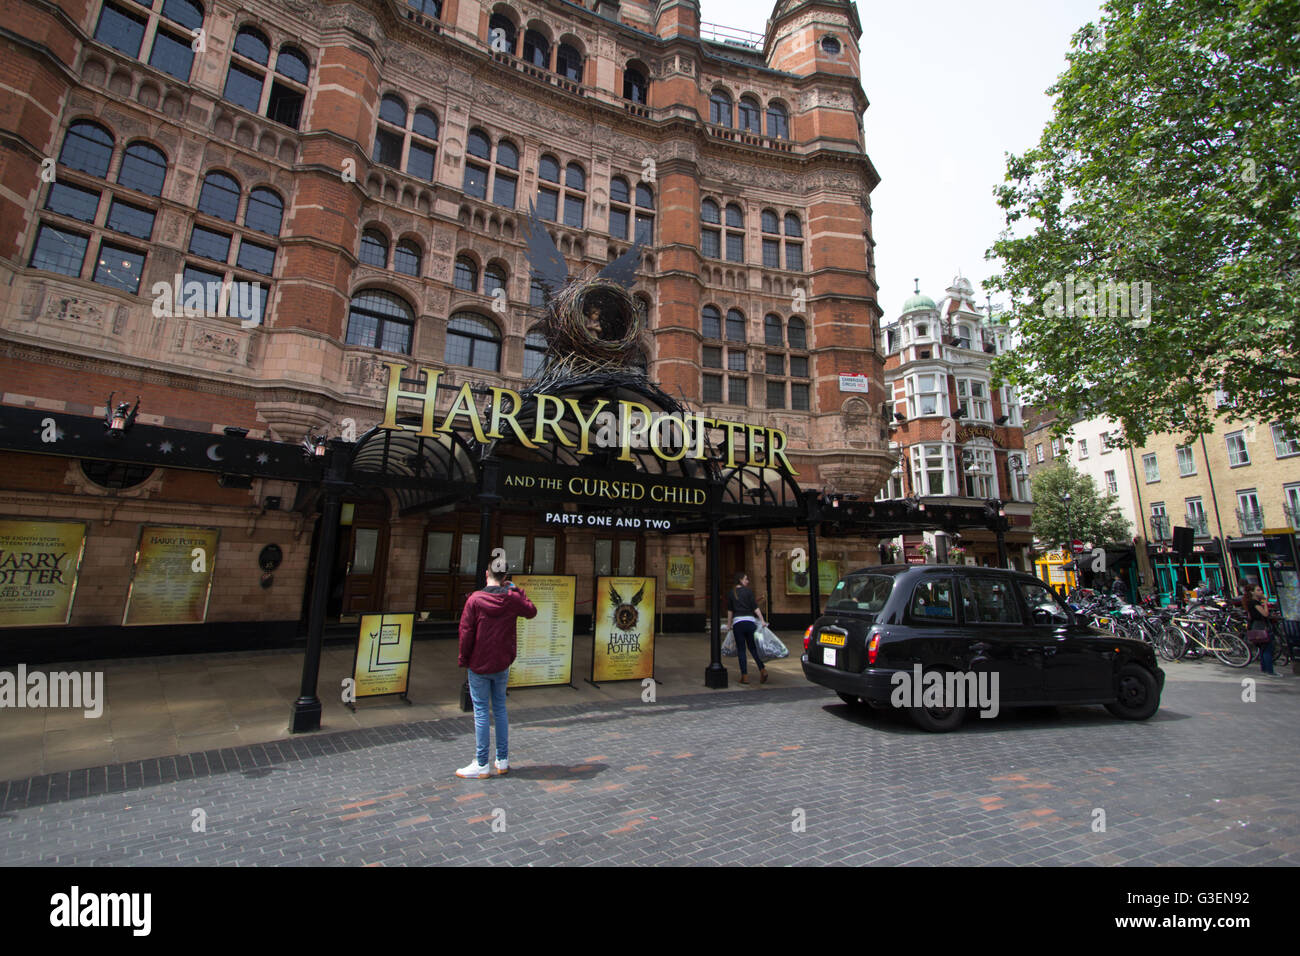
left=1, top=674, right=1297, bottom=866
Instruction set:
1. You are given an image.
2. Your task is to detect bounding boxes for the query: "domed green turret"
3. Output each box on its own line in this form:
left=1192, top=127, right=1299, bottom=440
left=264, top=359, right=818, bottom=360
left=901, top=279, right=935, bottom=314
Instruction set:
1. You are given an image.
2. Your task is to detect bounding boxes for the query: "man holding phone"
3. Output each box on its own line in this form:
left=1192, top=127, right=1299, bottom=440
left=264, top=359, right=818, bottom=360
left=456, top=566, right=537, bottom=778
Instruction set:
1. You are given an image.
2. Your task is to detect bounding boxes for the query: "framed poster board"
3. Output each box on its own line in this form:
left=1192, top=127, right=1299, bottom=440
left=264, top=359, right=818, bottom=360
left=786, top=559, right=840, bottom=596
left=122, top=525, right=220, bottom=626
left=508, top=575, right=576, bottom=688
left=592, top=576, right=655, bottom=683
left=666, top=555, right=694, bottom=590
left=352, top=612, right=414, bottom=699
left=0, top=518, right=87, bottom=627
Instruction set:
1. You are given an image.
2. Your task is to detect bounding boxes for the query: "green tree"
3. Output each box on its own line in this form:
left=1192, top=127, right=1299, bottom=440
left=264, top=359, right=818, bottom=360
left=1030, top=463, right=1132, bottom=547
left=986, top=0, right=1300, bottom=444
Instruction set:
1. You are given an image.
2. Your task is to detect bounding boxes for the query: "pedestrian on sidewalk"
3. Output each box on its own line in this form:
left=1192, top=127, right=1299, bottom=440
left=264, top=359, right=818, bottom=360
left=726, top=571, right=768, bottom=685
left=1246, top=584, right=1276, bottom=676
left=456, top=567, right=537, bottom=778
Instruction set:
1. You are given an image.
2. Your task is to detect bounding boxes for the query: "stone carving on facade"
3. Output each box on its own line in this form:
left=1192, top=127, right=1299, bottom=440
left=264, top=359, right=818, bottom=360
left=20, top=282, right=45, bottom=320
left=347, top=354, right=392, bottom=391
left=191, top=328, right=242, bottom=358
left=320, top=4, right=385, bottom=48
left=43, top=295, right=106, bottom=330
left=385, top=47, right=448, bottom=85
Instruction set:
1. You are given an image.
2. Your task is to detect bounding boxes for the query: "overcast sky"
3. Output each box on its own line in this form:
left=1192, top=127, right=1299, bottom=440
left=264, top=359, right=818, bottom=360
left=700, top=0, right=1107, bottom=318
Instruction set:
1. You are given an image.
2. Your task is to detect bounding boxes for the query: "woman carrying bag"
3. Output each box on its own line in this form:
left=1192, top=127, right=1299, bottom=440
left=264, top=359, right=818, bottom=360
left=726, top=571, right=768, bottom=684
left=1245, top=585, right=1276, bottom=676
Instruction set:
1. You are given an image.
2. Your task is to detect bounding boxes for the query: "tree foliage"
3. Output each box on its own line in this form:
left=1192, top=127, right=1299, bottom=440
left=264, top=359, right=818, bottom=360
left=986, top=0, right=1300, bottom=444
left=1030, top=463, right=1132, bottom=547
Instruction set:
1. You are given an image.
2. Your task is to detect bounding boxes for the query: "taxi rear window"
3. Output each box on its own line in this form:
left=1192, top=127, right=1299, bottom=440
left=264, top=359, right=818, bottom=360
left=826, top=573, right=893, bottom=616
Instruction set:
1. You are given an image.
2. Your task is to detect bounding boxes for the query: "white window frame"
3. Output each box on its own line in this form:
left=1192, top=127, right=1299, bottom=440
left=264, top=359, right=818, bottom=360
left=1142, top=452, right=1160, bottom=483
left=1237, top=489, right=1262, bottom=534
left=910, top=443, right=953, bottom=497
left=1176, top=445, right=1195, bottom=476
left=1285, top=483, right=1300, bottom=530
left=1077, top=438, right=1089, bottom=460
left=1272, top=423, right=1300, bottom=458
left=1007, top=453, right=1031, bottom=502
left=906, top=371, right=948, bottom=418
left=1104, top=470, right=1117, bottom=495
left=997, top=385, right=1021, bottom=426
left=1226, top=431, right=1250, bottom=467
left=1050, top=437, right=1060, bottom=457
left=955, top=378, right=990, bottom=422
left=962, top=443, right=997, bottom=499
left=1035, top=443, right=1044, bottom=463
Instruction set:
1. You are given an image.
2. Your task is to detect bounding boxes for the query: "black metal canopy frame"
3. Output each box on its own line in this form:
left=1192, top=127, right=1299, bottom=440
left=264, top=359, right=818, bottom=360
left=0, top=399, right=1022, bottom=726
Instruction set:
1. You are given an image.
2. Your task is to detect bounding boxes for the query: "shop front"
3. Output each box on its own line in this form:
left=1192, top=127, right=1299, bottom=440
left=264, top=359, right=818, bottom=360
left=1148, top=540, right=1227, bottom=604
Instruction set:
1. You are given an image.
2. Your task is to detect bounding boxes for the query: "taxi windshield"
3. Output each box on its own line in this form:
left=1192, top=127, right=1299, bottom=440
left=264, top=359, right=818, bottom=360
left=826, top=573, right=894, bottom=616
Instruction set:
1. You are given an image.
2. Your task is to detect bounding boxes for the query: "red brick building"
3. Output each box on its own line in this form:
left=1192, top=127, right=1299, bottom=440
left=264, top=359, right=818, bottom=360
left=0, top=0, right=888, bottom=654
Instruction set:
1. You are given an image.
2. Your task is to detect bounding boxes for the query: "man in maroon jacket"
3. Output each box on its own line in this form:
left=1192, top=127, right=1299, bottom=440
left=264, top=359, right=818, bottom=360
left=456, top=566, right=537, bottom=778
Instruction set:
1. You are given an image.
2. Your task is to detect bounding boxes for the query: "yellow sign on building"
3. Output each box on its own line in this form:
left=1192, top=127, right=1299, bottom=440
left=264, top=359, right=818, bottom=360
left=353, top=613, right=414, bottom=698
left=666, top=555, right=694, bottom=590
left=592, top=576, right=655, bottom=682
left=0, top=519, right=87, bottom=627
left=122, top=526, right=220, bottom=626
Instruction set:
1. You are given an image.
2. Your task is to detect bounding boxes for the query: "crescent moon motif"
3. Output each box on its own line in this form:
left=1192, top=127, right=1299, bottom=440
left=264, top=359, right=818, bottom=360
left=206, top=444, right=224, bottom=462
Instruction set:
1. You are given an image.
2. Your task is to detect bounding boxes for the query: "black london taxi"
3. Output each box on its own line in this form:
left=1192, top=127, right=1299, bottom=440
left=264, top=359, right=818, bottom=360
left=801, top=565, right=1165, bottom=732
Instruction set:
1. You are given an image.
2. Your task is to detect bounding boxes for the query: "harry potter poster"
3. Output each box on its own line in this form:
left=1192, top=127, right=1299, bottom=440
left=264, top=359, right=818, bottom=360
left=592, top=576, right=655, bottom=682
left=0, top=519, right=87, bottom=627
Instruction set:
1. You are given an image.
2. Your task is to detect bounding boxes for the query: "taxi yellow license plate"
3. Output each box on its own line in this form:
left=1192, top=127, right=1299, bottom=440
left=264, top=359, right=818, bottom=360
left=820, top=633, right=846, bottom=646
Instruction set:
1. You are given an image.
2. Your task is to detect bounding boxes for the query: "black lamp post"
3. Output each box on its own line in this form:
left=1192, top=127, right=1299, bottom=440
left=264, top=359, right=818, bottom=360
left=290, top=437, right=353, bottom=734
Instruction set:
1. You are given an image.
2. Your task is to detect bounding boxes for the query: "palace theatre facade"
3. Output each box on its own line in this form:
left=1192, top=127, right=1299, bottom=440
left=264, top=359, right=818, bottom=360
left=0, top=0, right=891, bottom=660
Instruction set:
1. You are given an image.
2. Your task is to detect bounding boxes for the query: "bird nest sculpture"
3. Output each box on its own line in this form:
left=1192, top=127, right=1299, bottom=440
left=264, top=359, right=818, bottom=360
left=524, top=203, right=647, bottom=381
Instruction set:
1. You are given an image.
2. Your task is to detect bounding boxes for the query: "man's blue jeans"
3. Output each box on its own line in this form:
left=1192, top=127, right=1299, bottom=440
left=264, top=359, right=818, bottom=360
left=467, top=668, right=509, bottom=766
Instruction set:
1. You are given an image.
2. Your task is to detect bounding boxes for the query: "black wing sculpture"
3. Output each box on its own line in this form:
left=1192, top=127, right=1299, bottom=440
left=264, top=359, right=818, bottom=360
left=523, top=200, right=570, bottom=297
left=596, top=235, right=643, bottom=290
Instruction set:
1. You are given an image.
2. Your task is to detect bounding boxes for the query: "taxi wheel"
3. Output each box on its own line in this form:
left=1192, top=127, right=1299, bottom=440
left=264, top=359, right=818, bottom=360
left=908, top=675, right=967, bottom=732
left=1104, top=664, right=1160, bottom=720
left=836, top=692, right=865, bottom=708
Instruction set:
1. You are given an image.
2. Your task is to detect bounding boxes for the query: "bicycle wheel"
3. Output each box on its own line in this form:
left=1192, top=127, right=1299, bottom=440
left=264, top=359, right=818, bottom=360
left=1212, top=632, right=1252, bottom=668
left=1156, top=624, right=1187, bottom=662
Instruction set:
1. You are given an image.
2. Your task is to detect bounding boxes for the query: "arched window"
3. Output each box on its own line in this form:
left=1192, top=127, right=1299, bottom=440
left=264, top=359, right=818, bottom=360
left=345, top=289, right=414, bottom=353
left=524, top=329, right=548, bottom=378
left=766, top=101, right=789, bottom=140
left=359, top=229, right=388, bottom=268
left=784, top=213, right=804, bottom=271
left=556, top=42, right=583, bottom=82
left=709, top=90, right=732, bottom=127
left=725, top=308, right=745, bottom=342
left=522, top=29, right=549, bottom=69
left=562, top=163, right=585, bottom=227
left=724, top=204, right=744, bottom=263
left=60, top=121, right=114, bottom=178
left=701, top=199, right=720, bottom=258
left=117, top=142, right=167, bottom=197
left=276, top=46, right=310, bottom=84
left=488, top=13, right=517, bottom=55
left=536, top=154, right=560, bottom=221
left=232, top=25, right=269, bottom=63
left=761, top=209, right=779, bottom=234
left=787, top=316, right=807, bottom=350
left=483, top=263, right=508, bottom=297
left=463, top=129, right=492, bottom=199
left=623, top=66, right=647, bottom=104
left=445, top=313, right=501, bottom=370
left=150, top=0, right=203, bottom=79
left=380, top=94, right=408, bottom=127
left=394, top=239, right=421, bottom=276
left=244, top=187, right=283, bottom=236
left=609, top=176, right=630, bottom=240
left=493, top=141, right=519, bottom=207
left=701, top=305, right=721, bottom=340
left=764, top=313, right=783, bottom=347
left=738, top=95, right=761, bottom=134
left=784, top=213, right=803, bottom=237
left=224, top=27, right=270, bottom=112
left=413, top=108, right=439, bottom=140
left=453, top=255, right=478, bottom=292
left=197, top=171, right=241, bottom=221
left=530, top=277, right=547, bottom=307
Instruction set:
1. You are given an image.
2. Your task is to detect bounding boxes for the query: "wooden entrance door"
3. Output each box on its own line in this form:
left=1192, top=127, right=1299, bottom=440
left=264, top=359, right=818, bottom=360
left=339, top=502, right=390, bottom=617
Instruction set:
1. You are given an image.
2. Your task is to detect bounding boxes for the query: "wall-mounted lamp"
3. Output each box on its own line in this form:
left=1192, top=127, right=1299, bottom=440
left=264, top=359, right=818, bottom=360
left=893, top=412, right=907, bottom=423
left=104, top=393, right=140, bottom=436
left=303, top=433, right=329, bottom=458
left=223, top=425, right=250, bottom=439
left=995, top=415, right=1010, bottom=426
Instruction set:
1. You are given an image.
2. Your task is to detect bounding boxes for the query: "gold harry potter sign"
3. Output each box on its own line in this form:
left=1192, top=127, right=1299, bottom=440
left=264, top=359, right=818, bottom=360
left=379, top=362, right=798, bottom=475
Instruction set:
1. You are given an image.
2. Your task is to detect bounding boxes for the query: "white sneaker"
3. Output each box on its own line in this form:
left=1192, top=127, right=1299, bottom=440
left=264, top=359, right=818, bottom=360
left=494, top=758, right=509, bottom=775
left=456, top=759, right=490, bottom=779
